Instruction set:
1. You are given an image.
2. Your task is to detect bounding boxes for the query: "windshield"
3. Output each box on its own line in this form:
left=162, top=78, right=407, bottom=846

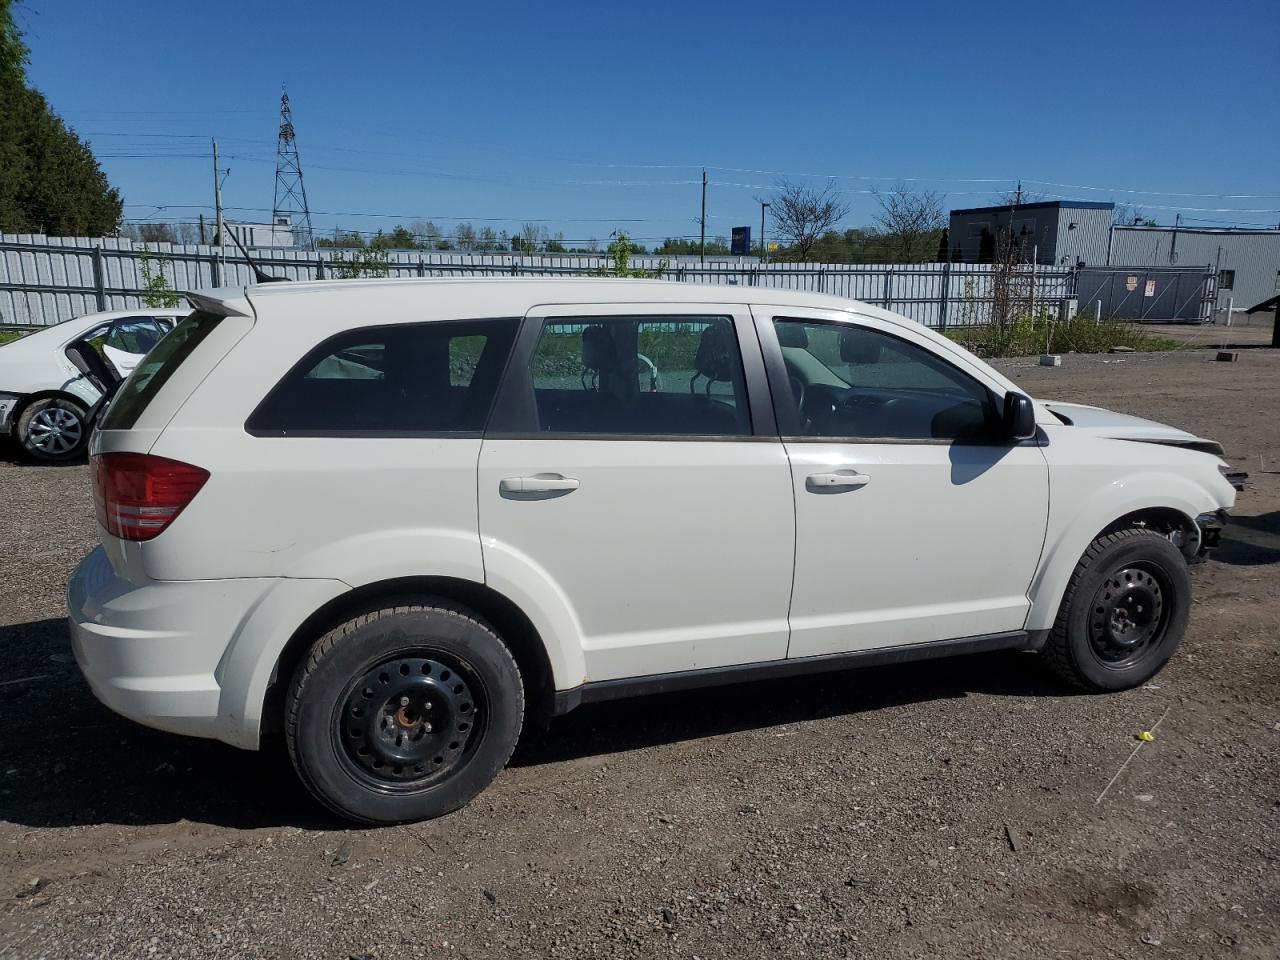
left=100, top=310, right=223, bottom=430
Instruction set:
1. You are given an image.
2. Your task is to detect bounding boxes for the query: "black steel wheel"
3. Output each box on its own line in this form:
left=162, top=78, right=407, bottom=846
left=1042, top=527, right=1191, bottom=691
left=286, top=602, right=524, bottom=824
left=1086, top=564, right=1168, bottom=667
left=336, top=654, right=485, bottom=791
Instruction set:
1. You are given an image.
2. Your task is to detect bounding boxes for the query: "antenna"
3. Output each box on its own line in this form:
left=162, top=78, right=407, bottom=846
left=272, top=87, right=316, bottom=251
left=225, top=225, right=288, bottom=284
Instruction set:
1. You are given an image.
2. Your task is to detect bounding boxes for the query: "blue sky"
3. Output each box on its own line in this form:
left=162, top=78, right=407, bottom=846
left=17, top=0, right=1280, bottom=245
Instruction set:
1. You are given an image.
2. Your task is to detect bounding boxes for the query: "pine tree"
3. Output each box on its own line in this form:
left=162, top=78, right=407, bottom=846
left=0, top=0, right=123, bottom=235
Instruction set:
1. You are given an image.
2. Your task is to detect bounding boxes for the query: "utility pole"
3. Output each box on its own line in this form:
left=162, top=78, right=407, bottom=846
left=760, top=201, right=770, bottom=264
left=198, top=213, right=206, bottom=245
left=212, top=138, right=225, bottom=274
left=699, top=168, right=707, bottom=264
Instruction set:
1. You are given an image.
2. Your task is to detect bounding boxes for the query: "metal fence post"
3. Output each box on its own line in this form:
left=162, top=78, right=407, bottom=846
left=938, top=261, right=950, bottom=330
left=210, top=248, right=220, bottom=288
left=91, top=246, right=106, bottom=311
left=883, top=267, right=894, bottom=310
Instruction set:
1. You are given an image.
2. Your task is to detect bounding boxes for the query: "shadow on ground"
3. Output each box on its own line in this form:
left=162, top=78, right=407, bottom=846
left=0, top=615, right=1073, bottom=831
left=1215, top=511, right=1280, bottom=566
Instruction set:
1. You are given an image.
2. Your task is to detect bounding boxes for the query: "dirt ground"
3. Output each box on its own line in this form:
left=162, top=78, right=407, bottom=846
left=1, top=348, right=1277, bottom=960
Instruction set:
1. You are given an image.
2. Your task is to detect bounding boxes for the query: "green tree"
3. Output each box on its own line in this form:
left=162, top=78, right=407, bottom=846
left=0, top=0, right=123, bottom=235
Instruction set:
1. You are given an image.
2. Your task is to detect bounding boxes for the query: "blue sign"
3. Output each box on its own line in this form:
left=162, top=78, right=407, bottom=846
left=731, top=226, right=751, bottom=256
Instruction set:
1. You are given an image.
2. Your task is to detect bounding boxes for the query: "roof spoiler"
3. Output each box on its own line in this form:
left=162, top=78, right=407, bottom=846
left=183, top=288, right=254, bottom=317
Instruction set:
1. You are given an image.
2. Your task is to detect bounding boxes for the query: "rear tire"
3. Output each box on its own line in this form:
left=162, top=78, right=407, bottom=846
left=17, top=397, right=88, bottom=462
left=1042, top=527, right=1191, bottom=691
left=286, top=602, right=524, bottom=824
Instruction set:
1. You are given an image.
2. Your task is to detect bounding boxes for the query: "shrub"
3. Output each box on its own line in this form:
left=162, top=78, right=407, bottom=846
left=945, top=316, right=1178, bottom=358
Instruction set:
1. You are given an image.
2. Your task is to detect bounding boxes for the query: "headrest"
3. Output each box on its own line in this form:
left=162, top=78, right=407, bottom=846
left=694, top=323, right=736, bottom=382
left=581, top=325, right=617, bottom=373
left=775, top=323, right=808, bottom=348
left=839, top=327, right=883, bottom=364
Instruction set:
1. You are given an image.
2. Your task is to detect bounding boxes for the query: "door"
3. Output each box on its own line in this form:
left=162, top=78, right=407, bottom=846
left=756, top=308, right=1049, bottom=658
left=478, top=305, right=795, bottom=683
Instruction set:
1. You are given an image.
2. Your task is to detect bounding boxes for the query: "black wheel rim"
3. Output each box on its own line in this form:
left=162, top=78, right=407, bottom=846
left=334, top=653, right=485, bottom=793
left=1087, top=562, right=1169, bottom=667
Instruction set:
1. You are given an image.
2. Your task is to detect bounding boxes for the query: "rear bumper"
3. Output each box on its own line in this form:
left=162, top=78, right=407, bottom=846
left=67, top=546, right=337, bottom=748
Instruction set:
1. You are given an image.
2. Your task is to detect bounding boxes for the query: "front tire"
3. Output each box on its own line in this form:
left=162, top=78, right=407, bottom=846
left=286, top=602, right=524, bottom=824
left=1042, top=527, right=1191, bottom=691
left=17, top=397, right=88, bottom=462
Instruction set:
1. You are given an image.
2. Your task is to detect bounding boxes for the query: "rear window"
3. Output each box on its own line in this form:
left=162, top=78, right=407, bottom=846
left=246, top=318, right=518, bottom=436
left=100, top=310, right=223, bottom=430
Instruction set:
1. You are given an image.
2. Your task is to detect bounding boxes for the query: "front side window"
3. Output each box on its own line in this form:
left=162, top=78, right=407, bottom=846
left=527, top=316, right=750, bottom=436
left=773, top=319, right=997, bottom=442
left=247, top=318, right=518, bottom=435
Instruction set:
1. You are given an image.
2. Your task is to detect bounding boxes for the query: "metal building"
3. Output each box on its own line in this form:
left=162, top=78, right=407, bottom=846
left=947, top=201, right=1115, bottom=266
left=1107, top=226, right=1280, bottom=312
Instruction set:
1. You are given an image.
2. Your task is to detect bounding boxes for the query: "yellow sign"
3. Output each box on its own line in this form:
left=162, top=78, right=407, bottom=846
left=767, top=242, right=780, bottom=252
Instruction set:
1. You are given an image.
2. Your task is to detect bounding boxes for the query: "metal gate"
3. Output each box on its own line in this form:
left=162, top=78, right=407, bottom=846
left=1074, top=266, right=1215, bottom=322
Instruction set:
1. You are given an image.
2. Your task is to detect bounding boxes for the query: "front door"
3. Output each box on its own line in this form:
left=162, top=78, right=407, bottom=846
left=478, top=305, right=795, bottom=683
left=756, top=308, right=1050, bottom=658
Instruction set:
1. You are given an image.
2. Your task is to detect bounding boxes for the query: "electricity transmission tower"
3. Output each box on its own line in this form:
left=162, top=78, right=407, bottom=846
left=271, top=88, right=316, bottom=251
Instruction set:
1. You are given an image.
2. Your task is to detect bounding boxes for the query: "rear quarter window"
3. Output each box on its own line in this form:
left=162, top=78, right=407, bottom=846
left=246, top=318, right=518, bottom=436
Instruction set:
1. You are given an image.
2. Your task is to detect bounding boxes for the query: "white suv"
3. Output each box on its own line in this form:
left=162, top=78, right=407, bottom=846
left=68, top=279, right=1236, bottom=823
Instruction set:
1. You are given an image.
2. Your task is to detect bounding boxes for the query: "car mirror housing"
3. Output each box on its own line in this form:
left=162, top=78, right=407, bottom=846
left=1003, top=391, right=1036, bottom=441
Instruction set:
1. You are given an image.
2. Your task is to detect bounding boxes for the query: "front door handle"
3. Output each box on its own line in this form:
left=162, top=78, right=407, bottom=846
left=499, top=474, right=580, bottom=499
left=805, top=470, right=870, bottom=493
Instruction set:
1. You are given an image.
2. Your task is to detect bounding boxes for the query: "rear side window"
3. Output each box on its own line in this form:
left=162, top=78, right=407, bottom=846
left=101, top=311, right=223, bottom=430
left=247, top=319, right=518, bottom=436
left=526, top=316, right=750, bottom=436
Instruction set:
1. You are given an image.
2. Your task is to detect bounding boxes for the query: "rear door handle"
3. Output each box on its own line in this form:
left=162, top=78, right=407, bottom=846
left=805, top=470, right=870, bottom=493
left=499, top=474, right=580, bottom=499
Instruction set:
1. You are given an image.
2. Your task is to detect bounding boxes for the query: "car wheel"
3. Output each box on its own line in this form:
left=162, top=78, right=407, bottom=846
left=1042, top=527, right=1191, bottom=691
left=17, top=397, right=88, bottom=462
left=286, top=602, right=524, bottom=824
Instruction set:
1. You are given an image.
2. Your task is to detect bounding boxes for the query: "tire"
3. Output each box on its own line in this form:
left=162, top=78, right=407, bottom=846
left=17, top=397, right=88, bottom=462
left=1042, top=527, right=1192, bottom=691
left=286, top=602, right=524, bottom=824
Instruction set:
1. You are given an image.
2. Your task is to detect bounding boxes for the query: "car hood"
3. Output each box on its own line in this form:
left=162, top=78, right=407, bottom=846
left=1040, top=401, right=1223, bottom=456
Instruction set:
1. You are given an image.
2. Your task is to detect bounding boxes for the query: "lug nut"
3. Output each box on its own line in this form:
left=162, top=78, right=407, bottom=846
left=399, top=696, right=410, bottom=706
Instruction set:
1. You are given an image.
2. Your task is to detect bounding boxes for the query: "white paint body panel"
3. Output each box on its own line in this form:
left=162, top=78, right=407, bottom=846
left=479, top=438, right=795, bottom=683
left=62, top=278, right=1236, bottom=751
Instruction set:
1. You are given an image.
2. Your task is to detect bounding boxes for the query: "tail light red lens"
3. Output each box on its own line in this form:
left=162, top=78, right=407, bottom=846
left=91, top=453, right=210, bottom=542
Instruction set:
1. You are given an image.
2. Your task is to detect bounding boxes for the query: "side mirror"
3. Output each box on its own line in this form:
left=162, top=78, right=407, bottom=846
left=1003, top=391, right=1036, bottom=441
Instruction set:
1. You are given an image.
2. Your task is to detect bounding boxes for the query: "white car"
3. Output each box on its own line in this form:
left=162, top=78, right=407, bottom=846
left=68, top=279, right=1235, bottom=823
left=0, top=308, right=183, bottom=460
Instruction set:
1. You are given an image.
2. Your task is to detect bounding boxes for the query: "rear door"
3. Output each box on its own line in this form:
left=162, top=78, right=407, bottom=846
left=756, top=307, right=1050, bottom=658
left=478, top=304, right=795, bottom=682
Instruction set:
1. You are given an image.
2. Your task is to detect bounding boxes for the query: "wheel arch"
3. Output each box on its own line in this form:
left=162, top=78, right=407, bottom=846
left=14, top=389, right=90, bottom=420
left=1026, top=479, right=1211, bottom=633
left=262, top=576, right=556, bottom=738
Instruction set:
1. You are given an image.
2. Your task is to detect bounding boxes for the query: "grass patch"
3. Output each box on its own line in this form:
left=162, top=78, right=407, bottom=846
left=0, top=330, right=26, bottom=346
left=944, top=317, right=1179, bottom=358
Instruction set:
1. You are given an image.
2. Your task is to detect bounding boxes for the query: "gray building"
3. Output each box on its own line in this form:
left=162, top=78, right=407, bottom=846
left=947, top=200, right=1115, bottom=267
left=1108, top=226, right=1280, bottom=311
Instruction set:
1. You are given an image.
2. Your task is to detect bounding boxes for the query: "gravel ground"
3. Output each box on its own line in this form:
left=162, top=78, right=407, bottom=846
left=1, top=348, right=1277, bottom=960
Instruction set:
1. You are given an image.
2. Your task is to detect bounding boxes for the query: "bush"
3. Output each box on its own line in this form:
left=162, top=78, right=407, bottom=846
left=944, top=316, right=1178, bottom=358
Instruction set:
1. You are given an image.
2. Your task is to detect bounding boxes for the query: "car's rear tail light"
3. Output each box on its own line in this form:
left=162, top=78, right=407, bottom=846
left=91, top=452, right=209, bottom=542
